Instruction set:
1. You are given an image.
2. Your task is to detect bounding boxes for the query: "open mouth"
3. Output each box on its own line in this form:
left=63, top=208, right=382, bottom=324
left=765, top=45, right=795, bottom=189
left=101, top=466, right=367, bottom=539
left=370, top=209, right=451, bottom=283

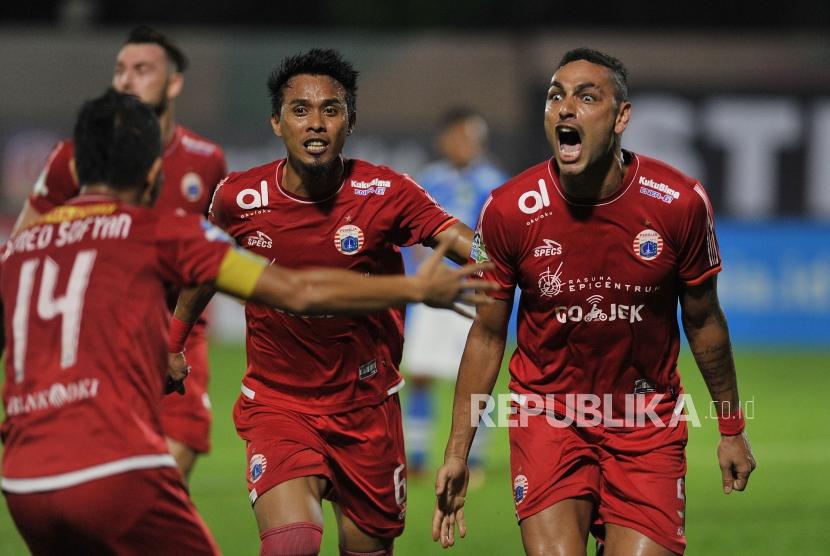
left=303, top=138, right=328, bottom=155
left=556, top=127, right=582, bottom=162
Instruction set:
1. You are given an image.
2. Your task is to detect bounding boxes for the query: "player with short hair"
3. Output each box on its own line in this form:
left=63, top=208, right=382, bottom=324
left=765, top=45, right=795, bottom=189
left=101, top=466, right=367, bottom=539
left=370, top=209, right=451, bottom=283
left=14, top=25, right=228, bottom=479
left=403, top=106, right=508, bottom=480
left=0, top=89, right=492, bottom=556
left=174, top=48, right=478, bottom=556
left=433, top=48, right=756, bottom=555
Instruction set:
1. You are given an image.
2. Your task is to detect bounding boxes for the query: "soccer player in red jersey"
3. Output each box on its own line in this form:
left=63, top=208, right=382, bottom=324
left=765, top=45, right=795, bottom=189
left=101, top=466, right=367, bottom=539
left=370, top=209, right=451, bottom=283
left=174, top=48, right=477, bottom=555
left=13, top=26, right=228, bottom=479
left=0, top=90, right=492, bottom=556
left=433, top=48, right=757, bottom=555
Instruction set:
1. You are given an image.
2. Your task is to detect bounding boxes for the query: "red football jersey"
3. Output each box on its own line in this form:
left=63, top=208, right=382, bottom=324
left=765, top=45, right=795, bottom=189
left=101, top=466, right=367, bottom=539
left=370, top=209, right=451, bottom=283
left=28, top=125, right=227, bottom=327
left=29, top=126, right=227, bottom=217
left=475, top=151, right=721, bottom=422
left=210, top=158, right=456, bottom=414
left=0, top=196, right=232, bottom=492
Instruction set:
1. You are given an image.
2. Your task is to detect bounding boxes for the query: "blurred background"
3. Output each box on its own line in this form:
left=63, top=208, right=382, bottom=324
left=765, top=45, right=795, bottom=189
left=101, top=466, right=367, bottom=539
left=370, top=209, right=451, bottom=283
left=1, top=1, right=829, bottom=554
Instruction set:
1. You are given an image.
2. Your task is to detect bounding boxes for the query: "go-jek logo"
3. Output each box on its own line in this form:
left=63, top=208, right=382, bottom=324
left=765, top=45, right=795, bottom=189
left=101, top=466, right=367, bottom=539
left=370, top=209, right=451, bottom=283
left=237, top=180, right=269, bottom=210
left=518, top=179, right=551, bottom=214
left=554, top=295, right=645, bottom=324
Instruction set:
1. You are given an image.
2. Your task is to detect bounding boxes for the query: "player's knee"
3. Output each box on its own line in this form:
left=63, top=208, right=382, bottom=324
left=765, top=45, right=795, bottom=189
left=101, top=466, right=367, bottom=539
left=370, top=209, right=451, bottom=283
left=259, top=522, right=323, bottom=556
left=338, top=548, right=393, bottom=556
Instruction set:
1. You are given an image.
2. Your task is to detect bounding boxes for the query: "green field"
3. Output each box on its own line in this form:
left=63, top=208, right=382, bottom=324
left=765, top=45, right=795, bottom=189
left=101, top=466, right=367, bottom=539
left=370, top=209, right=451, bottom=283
left=2, top=345, right=829, bottom=555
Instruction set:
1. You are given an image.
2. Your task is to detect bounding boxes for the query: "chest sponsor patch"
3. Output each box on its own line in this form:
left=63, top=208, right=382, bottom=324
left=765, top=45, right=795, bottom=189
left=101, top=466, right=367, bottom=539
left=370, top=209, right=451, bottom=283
left=533, top=239, right=562, bottom=258
left=538, top=261, right=564, bottom=297
left=246, top=230, right=273, bottom=249
left=180, top=172, right=204, bottom=202
left=351, top=178, right=391, bottom=196
left=334, top=224, right=364, bottom=255
left=633, top=229, right=663, bottom=261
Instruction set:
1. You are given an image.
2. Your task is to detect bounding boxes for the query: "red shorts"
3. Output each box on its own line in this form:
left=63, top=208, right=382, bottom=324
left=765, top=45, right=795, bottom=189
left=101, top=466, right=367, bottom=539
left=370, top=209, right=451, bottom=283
left=234, top=393, right=407, bottom=540
left=509, top=411, right=688, bottom=554
left=161, top=329, right=212, bottom=453
left=4, top=466, right=219, bottom=555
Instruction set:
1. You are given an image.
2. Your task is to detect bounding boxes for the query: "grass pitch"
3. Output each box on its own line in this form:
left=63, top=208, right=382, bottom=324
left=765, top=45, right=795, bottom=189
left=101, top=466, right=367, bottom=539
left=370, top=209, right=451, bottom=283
left=1, top=345, right=828, bottom=555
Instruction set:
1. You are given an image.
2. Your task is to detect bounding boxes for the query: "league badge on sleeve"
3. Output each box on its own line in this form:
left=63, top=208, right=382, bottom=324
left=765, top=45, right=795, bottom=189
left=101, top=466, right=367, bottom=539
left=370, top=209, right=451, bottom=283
left=470, top=231, right=489, bottom=264
left=513, top=474, right=529, bottom=505
left=334, top=224, right=364, bottom=255
left=633, top=229, right=663, bottom=261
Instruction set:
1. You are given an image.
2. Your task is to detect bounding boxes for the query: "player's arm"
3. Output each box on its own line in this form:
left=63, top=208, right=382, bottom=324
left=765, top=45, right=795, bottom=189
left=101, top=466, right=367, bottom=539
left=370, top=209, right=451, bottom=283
left=219, top=233, right=493, bottom=315
left=680, top=275, right=756, bottom=494
left=12, top=200, right=44, bottom=234
left=165, top=284, right=217, bottom=395
left=433, top=297, right=512, bottom=548
left=428, top=221, right=474, bottom=265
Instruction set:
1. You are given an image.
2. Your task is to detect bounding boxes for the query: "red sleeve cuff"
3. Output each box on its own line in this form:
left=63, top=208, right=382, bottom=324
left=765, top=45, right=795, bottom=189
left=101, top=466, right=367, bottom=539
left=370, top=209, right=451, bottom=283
left=684, top=265, right=721, bottom=287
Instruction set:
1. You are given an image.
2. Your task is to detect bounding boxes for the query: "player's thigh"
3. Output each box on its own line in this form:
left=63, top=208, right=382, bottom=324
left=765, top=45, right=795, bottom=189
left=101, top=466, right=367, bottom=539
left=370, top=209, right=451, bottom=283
left=253, top=475, right=330, bottom=532
left=520, top=496, right=594, bottom=556
left=603, top=523, right=678, bottom=556
left=332, top=502, right=393, bottom=552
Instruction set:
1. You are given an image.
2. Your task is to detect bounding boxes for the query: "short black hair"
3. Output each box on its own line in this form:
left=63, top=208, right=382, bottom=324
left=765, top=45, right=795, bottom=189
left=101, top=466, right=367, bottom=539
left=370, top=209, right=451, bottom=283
left=74, top=88, right=161, bottom=190
left=558, top=48, right=629, bottom=105
left=438, top=106, right=485, bottom=132
left=125, top=25, right=188, bottom=73
left=267, top=48, right=358, bottom=117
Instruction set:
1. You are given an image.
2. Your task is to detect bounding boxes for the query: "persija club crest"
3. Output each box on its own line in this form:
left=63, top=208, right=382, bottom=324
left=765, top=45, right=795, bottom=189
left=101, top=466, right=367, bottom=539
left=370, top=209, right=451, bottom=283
left=633, top=229, right=663, bottom=261
left=538, top=261, right=563, bottom=297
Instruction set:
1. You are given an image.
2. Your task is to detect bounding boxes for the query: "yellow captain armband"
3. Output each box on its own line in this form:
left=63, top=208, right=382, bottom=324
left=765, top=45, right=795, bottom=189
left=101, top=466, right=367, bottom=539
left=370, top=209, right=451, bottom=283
left=215, top=247, right=268, bottom=299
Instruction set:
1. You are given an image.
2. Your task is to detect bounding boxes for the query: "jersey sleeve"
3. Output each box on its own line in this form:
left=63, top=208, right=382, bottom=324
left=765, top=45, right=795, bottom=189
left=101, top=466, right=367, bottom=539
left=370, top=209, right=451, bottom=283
left=677, top=183, right=722, bottom=285
left=473, top=194, right=517, bottom=300
left=207, top=175, right=231, bottom=229
left=28, top=141, right=79, bottom=213
left=155, top=214, right=235, bottom=287
left=391, top=176, right=458, bottom=247
left=203, top=148, right=229, bottom=217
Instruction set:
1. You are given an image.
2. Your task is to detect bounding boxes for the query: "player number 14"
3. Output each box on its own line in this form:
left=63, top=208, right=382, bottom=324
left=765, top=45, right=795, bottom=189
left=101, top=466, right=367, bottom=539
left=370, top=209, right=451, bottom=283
left=12, top=249, right=97, bottom=382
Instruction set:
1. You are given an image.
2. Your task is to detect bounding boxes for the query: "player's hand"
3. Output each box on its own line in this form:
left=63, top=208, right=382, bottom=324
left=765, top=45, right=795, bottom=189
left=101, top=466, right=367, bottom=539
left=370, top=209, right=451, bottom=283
left=433, top=456, right=469, bottom=548
left=717, top=431, right=756, bottom=494
left=165, top=351, right=190, bottom=396
left=417, top=232, right=497, bottom=318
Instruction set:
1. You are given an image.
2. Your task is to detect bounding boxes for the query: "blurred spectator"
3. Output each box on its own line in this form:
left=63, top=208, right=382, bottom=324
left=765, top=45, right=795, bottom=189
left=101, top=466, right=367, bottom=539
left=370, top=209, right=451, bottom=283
left=403, top=107, right=508, bottom=482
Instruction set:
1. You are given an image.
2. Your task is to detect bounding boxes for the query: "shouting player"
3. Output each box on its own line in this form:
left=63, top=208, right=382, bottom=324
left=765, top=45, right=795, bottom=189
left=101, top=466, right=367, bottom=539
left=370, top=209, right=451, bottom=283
left=433, top=48, right=756, bottom=555
left=174, top=49, right=476, bottom=555
left=0, top=90, right=492, bottom=555
left=13, top=25, right=226, bottom=480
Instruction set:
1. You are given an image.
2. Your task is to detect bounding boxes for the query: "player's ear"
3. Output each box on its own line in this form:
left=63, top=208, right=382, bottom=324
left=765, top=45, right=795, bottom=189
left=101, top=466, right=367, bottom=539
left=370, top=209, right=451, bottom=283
left=141, top=157, right=164, bottom=206
left=347, top=111, right=356, bottom=135
left=166, top=72, right=184, bottom=101
left=614, top=101, right=631, bottom=135
left=270, top=113, right=283, bottom=137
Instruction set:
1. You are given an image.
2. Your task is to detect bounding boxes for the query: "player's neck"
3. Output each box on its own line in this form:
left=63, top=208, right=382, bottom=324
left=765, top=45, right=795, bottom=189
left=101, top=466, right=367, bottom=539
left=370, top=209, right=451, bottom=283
left=559, top=148, right=627, bottom=201
left=282, top=156, right=345, bottom=200
left=159, top=108, right=177, bottom=148
left=78, top=184, right=141, bottom=205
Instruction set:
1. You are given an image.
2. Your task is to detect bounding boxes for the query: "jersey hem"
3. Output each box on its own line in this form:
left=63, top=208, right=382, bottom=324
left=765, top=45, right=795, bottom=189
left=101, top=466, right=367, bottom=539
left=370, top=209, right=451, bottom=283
left=1, top=453, right=176, bottom=494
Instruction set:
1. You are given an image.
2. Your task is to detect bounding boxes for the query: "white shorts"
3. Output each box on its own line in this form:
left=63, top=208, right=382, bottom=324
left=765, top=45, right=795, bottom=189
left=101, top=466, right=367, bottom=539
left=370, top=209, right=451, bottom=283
left=403, top=305, right=473, bottom=378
